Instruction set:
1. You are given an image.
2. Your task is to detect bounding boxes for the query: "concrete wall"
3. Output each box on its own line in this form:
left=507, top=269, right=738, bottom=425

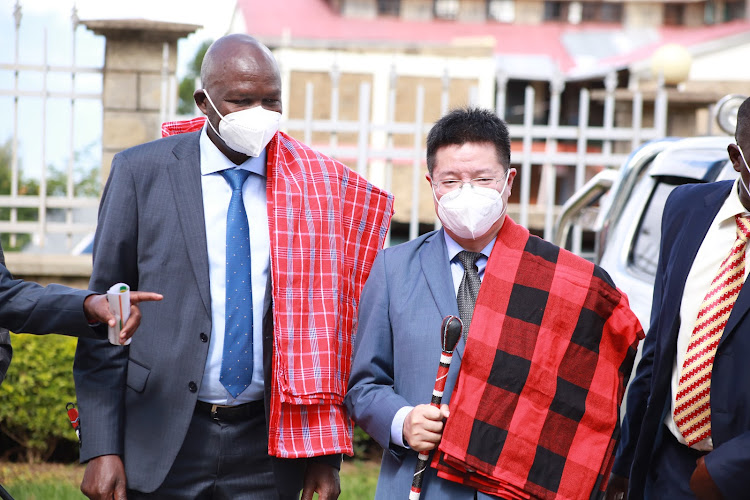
left=5, top=253, right=92, bottom=289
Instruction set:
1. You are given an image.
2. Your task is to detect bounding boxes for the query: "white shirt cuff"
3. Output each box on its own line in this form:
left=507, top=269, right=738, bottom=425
left=390, top=405, right=414, bottom=448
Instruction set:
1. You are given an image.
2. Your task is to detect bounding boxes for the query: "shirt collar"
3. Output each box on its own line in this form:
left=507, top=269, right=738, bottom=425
left=443, top=230, right=495, bottom=261
left=199, top=123, right=267, bottom=177
left=716, top=178, right=750, bottom=226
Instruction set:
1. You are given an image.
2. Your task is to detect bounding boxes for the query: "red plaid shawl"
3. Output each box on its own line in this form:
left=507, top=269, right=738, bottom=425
left=162, top=118, right=394, bottom=457
left=433, top=217, right=643, bottom=499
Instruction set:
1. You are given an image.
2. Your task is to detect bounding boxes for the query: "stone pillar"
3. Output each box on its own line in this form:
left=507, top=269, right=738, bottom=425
left=82, top=19, right=200, bottom=182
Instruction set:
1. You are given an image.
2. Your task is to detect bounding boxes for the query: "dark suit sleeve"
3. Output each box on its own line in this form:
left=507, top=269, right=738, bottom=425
left=704, top=431, right=750, bottom=497
left=0, top=263, right=96, bottom=336
left=345, top=250, right=412, bottom=458
left=74, top=153, right=139, bottom=461
left=612, top=189, right=680, bottom=477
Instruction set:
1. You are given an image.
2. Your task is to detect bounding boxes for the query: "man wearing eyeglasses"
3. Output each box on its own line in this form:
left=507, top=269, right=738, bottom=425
left=345, top=108, right=643, bottom=499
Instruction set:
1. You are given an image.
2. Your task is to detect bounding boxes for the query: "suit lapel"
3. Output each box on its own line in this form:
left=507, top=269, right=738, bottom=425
left=668, top=190, right=724, bottom=311
left=419, top=230, right=465, bottom=358
left=652, top=184, right=728, bottom=360
left=166, top=133, right=212, bottom=317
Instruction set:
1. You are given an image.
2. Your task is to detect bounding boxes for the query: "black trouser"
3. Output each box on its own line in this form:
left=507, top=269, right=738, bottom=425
left=128, top=400, right=277, bottom=500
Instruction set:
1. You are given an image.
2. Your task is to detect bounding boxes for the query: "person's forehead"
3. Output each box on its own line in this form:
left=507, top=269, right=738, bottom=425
left=208, top=63, right=280, bottom=96
left=434, top=143, right=500, bottom=169
left=210, top=44, right=277, bottom=77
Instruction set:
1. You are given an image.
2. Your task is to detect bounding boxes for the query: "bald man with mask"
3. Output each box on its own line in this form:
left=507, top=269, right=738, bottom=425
left=74, top=34, right=393, bottom=500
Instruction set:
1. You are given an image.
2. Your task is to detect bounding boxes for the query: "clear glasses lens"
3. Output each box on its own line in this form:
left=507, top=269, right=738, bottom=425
left=435, top=178, right=499, bottom=195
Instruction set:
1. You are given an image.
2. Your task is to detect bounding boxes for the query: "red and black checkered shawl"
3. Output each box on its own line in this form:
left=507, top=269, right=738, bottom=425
left=432, top=216, right=643, bottom=500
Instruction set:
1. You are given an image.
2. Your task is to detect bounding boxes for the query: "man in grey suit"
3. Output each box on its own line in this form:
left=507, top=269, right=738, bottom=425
left=345, top=108, right=518, bottom=499
left=0, top=243, right=162, bottom=386
left=346, top=108, right=641, bottom=499
left=74, top=33, right=392, bottom=500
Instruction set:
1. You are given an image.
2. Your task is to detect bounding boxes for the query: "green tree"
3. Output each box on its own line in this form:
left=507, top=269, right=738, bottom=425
left=177, top=39, right=212, bottom=115
left=0, top=138, right=101, bottom=251
left=45, top=141, right=102, bottom=198
left=0, top=138, right=39, bottom=250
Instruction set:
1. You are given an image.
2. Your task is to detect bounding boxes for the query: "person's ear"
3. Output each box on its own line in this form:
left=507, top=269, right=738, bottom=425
left=506, top=168, right=517, bottom=188
left=729, top=144, right=742, bottom=173
left=194, top=89, right=208, bottom=115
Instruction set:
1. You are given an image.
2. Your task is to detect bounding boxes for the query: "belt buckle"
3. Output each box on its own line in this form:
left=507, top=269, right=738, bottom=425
left=210, top=404, right=221, bottom=421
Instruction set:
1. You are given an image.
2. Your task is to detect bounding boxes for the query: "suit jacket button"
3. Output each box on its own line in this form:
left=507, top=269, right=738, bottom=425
left=188, top=381, right=197, bottom=392
left=200, top=333, right=208, bottom=343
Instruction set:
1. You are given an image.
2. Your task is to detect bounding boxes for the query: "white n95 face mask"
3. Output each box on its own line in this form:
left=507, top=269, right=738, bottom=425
left=435, top=173, right=509, bottom=240
left=203, top=90, right=281, bottom=157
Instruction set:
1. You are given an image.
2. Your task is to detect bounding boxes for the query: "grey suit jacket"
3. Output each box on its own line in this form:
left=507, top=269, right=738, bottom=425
left=0, top=243, right=96, bottom=386
left=345, top=229, right=496, bottom=500
left=73, top=131, right=337, bottom=495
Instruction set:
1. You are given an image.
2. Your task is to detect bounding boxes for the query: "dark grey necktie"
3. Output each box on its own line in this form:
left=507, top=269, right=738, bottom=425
left=457, top=250, right=482, bottom=337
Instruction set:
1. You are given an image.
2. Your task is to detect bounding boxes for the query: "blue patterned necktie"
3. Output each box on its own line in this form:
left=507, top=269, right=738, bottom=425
left=219, top=168, right=254, bottom=398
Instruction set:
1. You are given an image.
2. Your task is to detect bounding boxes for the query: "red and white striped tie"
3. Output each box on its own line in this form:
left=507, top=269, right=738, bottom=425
left=674, top=214, right=750, bottom=446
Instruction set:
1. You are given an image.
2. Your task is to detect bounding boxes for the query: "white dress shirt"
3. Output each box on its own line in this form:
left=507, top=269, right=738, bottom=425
left=666, top=179, right=750, bottom=450
left=197, top=125, right=270, bottom=404
left=390, top=231, right=496, bottom=447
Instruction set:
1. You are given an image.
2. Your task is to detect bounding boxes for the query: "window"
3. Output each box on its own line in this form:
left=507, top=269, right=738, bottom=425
left=628, top=155, right=729, bottom=280
left=704, top=0, right=716, bottom=23
left=580, top=2, right=623, bottom=22
left=663, top=3, right=686, bottom=26
left=599, top=3, right=623, bottom=22
left=544, top=1, right=623, bottom=23
left=434, top=0, right=460, bottom=19
left=488, top=0, right=516, bottom=22
left=628, top=181, right=673, bottom=281
left=377, top=0, right=400, bottom=16
left=544, top=0, right=564, bottom=21
left=724, top=0, right=746, bottom=21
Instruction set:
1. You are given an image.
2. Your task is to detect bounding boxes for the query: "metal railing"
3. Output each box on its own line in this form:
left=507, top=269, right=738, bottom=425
left=2, top=3, right=669, bottom=256
left=273, top=48, right=668, bottom=253
left=0, top=1, right=102, bottom=250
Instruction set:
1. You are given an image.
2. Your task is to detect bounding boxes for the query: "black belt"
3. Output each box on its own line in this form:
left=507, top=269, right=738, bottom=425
left=195, top=399, right=264, bottom=422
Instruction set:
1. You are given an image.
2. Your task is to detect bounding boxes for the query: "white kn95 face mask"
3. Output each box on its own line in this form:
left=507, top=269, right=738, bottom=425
left=434, top=172, right=510, bottom=240
left=203, top=90, right=280, bottom=157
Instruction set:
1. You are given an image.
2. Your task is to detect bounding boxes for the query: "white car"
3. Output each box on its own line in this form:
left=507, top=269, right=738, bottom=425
left=555, top=136, right=737, bottom=330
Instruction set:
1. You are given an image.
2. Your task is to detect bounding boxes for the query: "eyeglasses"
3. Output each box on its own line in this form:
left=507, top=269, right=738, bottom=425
left=431, top=176, right=505, bottom=196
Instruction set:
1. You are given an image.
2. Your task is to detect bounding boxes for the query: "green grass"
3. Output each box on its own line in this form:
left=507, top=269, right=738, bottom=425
left=3, top=483, right=84, bottom=500
left=0, top=459, right=380, bottom=499
left=1, top=463, right=85, bottom=500
left=340, top=459, right=380, bottom=499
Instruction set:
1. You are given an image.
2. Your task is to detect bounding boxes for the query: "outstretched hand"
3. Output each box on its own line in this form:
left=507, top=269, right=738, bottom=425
left=83, top=291, right=163, bottom=343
